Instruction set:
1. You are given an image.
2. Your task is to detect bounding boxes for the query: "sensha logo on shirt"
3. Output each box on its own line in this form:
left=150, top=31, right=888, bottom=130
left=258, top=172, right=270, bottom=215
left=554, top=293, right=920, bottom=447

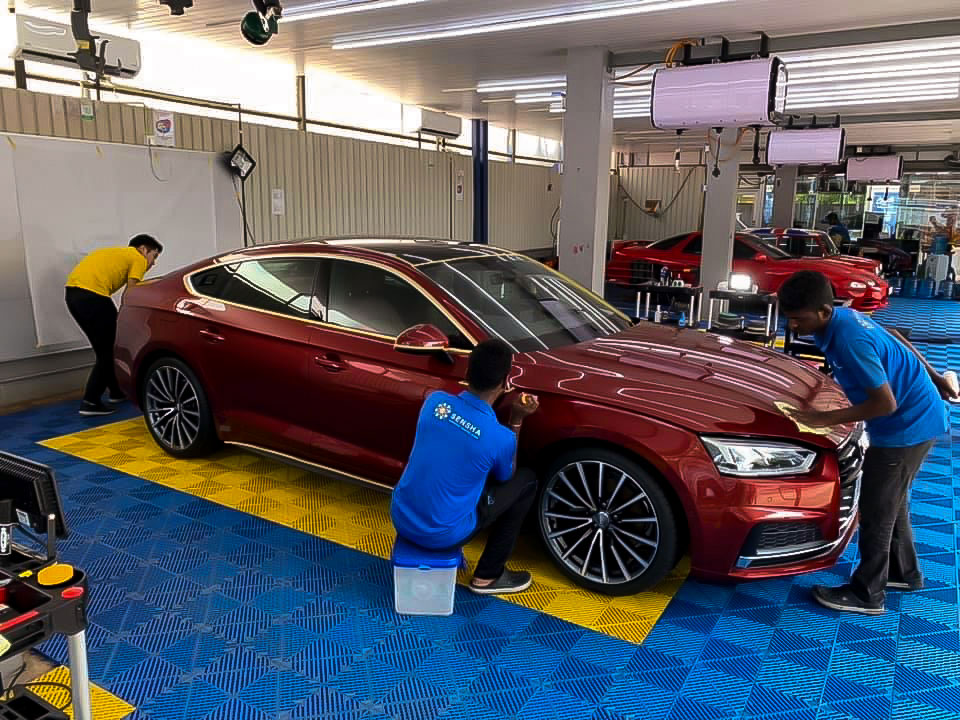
left=433, top=402, right=481, bottom=439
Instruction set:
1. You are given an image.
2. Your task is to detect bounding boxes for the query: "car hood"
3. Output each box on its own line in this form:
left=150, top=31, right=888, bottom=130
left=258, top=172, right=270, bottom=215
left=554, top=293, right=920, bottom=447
left=827, top=255, right=880, bottom=272
left=768, top=257, right=880, bottom=283
left=515, top=324, right=851, bottom=447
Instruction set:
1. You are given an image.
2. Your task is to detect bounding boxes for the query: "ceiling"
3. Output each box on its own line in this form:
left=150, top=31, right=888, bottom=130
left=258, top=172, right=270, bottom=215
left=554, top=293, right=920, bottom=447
left=21, top=0, right=960, bottom=145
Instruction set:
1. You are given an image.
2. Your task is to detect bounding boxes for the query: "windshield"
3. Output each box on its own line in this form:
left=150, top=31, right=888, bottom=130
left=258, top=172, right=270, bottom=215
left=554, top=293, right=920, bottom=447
left=818, top=231, right=840, bottom=255
left=746, top=235, right=793, bottom=260
left=420, top=254, right=632, bottom=352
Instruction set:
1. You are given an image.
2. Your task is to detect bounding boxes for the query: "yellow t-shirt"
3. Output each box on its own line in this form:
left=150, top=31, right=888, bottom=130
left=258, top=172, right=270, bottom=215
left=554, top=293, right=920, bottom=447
left=66, top=247, right=149, bottom=297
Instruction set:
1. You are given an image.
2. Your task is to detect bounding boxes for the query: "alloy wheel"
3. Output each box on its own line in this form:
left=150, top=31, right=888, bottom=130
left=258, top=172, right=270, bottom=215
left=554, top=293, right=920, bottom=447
left=145, top=365, right=202, bottom=451
left=541, top=460, right=661, bottom=586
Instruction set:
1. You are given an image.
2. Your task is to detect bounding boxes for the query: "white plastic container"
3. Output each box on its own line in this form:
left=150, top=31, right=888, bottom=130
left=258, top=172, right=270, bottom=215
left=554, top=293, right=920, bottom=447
left=392, top=537, right=461, bottom=616
left=393, top=565, right=457, bottom=616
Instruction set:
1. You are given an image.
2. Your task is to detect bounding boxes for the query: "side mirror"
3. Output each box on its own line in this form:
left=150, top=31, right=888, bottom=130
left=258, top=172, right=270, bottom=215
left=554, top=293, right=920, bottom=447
left=753, top=253, right=769, bottom=263
left=395, top=324, right=451, bottom=354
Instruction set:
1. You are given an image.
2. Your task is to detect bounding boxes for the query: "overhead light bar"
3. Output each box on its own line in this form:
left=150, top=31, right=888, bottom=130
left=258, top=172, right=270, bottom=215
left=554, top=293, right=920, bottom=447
left=787, top=83, right=958, bottom=101
left=788, top=48, right=960, bottom=70
left=789, top=60, right=960, bottom=81
left=514, top=92, right=561, bottom=104
left=477, top=77, right=566, bottom=93
left=788, top=92, right=959, bottom=109
left=788, top=68, right=960, bottom=87
left=284, top=0, right=432, bottom=22
left=332, top=0, right=734, bottom=49
left=782, top=38, right=960, bottom=64
left=787, top=77, right=960, bottom=95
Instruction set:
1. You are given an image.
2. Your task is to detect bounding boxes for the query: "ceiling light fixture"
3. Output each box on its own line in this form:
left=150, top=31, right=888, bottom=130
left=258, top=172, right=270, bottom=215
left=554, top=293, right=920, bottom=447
left=788, top=82, right=958, bottom=99
left=789, top=61, right=960, bottom=81
left=284, top=0, right=432, bottom=22
left=514, top=92, right=561, bottom=104
left=786, top=77, right=960, bottom=95
left=477, top=78, right=567, bottom=93
left=332, top=0, right=734, bottom=49
left=787, top=91, right=959, bottom=109
left=782, top=38, right=960, bottom=64
left=787, top=48, right=960, bottom=70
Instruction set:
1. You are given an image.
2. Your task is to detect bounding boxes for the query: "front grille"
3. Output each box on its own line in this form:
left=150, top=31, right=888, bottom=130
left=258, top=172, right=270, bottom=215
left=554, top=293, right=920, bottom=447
left=836, top=424, right=866, bottom=535
left=743, top=522, right=823, bottom=556
left=630, top=260, right=656, bottom=285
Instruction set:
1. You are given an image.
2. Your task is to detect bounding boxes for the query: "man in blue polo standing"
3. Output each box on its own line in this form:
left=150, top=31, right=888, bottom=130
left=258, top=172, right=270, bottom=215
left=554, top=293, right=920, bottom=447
left=778, top=271, right=955, bottom=615
left=391, top=339, right=540, bottom=595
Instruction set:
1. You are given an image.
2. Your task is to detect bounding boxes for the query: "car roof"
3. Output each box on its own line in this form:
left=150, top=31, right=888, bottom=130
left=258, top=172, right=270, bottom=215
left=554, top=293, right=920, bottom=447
left=222, top=238, right=516, bottom=266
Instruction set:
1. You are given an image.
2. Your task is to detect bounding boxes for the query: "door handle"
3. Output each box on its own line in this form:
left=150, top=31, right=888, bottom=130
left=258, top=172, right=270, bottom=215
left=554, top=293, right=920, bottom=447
left=200, top=328, right=225, bottom=344
left=314, top=354, right=347, bottom=372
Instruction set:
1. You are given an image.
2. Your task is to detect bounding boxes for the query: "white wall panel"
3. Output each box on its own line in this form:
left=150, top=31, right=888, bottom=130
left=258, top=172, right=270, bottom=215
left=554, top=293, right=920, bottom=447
left=612, top=166, right=705, bottom=243
left=489, top=162, right=560, bottom=252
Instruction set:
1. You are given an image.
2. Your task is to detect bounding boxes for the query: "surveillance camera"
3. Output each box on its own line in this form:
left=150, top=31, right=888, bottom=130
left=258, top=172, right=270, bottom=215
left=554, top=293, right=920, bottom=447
left=160, top=0, right=193, bottom=16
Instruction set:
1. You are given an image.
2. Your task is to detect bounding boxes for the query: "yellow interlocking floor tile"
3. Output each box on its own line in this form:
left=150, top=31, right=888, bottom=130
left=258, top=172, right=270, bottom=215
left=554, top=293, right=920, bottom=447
left=43, top=419, right=689, bottom=645
left=29, top=666, right=135, bottom=720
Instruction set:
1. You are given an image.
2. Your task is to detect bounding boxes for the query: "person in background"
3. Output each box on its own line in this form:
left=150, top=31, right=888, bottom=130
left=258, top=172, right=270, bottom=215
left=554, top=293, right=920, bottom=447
left=65, top=235, right=163, bottom=417
left=823, top=212, right=851, bottom=248
left=929, top=211, right=958, bottom=250
left=391, top=339, right=540, bottom=595
left=778, top=271, right=955, bottom=615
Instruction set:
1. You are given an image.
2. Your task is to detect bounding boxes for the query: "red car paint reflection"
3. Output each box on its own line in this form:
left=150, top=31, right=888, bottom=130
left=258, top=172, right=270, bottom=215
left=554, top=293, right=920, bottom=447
left=607, top=232, right=890, bottom=312
left=115, top=240, right=862, bottom=595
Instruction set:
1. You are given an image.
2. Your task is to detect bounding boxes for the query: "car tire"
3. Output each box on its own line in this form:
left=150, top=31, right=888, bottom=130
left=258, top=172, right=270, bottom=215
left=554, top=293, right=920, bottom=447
left=538, top=448, right=678, bottom=596
left=142, top=357, right=219, bottom=458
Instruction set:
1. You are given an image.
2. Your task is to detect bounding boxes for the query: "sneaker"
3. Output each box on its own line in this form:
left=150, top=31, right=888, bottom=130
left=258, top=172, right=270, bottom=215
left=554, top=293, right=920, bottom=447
left=887, top=577, right=924, bottom=591
left=469, top=569, right=532, bottom=595
left=106, top=392, right=127, bottom=404
left=78, top=401, right=117, bottom=417
left=812, top=584, right=884, bottom=615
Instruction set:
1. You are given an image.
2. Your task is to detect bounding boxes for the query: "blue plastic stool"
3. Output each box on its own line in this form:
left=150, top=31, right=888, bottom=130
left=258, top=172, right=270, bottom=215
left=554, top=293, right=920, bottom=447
left=392, top=536, right=465, bottom=616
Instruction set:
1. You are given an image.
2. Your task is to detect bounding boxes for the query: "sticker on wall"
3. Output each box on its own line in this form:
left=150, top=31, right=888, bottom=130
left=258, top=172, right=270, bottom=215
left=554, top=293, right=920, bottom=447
left=79, top=100, right=95, bottom=121
left=272, top=188, right=285, bottom=216
left=455, top=170, right=465, bottom=201
left=152, top=111, right=175, bottom=147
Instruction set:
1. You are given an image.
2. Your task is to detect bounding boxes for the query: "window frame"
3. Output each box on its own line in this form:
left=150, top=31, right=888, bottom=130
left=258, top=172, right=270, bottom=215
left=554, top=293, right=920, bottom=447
left=185, top=253, right=478, bottom=351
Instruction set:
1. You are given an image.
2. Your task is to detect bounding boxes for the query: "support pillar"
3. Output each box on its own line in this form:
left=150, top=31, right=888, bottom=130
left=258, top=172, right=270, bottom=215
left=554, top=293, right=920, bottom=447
left=701, top=129, right=740, bottom=310
left=558, top=46, right=614, bottom=293
left=472, top=119, right=489, bottom=245
left=772, top=165, right=798, bottom=228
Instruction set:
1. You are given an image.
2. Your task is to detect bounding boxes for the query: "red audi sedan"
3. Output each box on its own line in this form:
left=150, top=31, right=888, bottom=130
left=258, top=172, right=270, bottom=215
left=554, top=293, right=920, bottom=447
left=115, top=240, right=864, bottom=595
left=607, top=231, right=890, bottom=312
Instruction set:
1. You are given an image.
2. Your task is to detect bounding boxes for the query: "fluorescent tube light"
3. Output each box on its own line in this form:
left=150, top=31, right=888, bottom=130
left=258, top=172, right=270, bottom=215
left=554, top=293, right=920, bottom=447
left=788, top=68, right=960, bottom=86
left=783, top=38, right=960, bottom=64
left=514, top=92, right=560, bottom=103
left=477, top=78, right=567, bottom=93
left=786, top=77, right=960, bottom=94
left=788, top=92, right=959, bottom=109
left=788, top=48, right=960, bottom=70
left=285, top=0, right=432, bottom=22
left=332, top=0, right=734, bottom=49
left=789, top=61, right=960, bottom=81
left=787, top=83, right=958, bottom=101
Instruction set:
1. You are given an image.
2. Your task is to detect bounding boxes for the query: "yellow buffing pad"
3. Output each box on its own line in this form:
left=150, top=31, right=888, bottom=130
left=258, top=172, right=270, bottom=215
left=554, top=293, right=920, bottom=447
left=775, top=401, right=833, bottom=436
left=37, top=563, right=74, bottom=587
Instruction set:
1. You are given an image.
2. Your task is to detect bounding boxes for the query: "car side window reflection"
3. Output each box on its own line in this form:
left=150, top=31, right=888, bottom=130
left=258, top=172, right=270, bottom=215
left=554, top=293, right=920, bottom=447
left=191, top=259, right=322, bottom=320
left=326, top=260, right=470, bottom=348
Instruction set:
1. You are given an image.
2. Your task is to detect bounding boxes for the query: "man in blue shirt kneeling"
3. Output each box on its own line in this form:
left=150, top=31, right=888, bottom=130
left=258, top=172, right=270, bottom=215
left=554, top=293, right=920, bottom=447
left=779, top=271, right=956, bottom=615
left=391, top=339, right=540, bottom=595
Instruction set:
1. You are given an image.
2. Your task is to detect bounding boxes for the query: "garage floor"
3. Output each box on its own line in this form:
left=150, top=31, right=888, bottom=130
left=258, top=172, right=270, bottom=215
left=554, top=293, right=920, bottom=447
left=4, top=300, right=960, bottom=720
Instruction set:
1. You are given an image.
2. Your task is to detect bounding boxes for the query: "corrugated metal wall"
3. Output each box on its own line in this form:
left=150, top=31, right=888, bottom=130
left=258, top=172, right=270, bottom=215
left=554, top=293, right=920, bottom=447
left=0, top=87, right=559, bottom=252
left=611, top=166, right=706, bottom=242
left=489, top=161, right=561, bottom=252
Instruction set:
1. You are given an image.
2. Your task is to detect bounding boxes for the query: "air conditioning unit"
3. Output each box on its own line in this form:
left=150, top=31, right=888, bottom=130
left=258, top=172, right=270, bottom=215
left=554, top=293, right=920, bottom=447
left=14, top=14, right=142, bottom=79
left=652, top=57, right=787, bottom=130
left=403, top=107, right=462, bottom=139
left=766, top=128, right=846, bottom=166
left=845, top=154, right=904, bottom=183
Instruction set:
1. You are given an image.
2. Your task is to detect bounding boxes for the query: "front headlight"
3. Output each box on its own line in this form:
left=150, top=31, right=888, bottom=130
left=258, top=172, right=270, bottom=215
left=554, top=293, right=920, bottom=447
left=702, top=437, right=817, bottom=477
left=848, top=281, right=867, bottom=291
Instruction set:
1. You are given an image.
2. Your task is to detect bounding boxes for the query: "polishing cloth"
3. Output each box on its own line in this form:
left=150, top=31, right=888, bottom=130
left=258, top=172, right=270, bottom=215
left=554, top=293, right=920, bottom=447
left=775, top=401, right=832, bottom=435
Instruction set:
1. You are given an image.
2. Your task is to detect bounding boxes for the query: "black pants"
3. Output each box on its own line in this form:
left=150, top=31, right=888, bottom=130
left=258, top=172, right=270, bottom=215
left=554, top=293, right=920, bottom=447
left=851, top=441, right=934, bottom=604
left=463, top=468, right=538, bottom=580
left=65, top=287, right=121, bottom=403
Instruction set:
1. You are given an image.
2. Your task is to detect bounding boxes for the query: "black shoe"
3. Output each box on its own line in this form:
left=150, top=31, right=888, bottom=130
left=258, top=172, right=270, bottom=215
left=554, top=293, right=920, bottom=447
left=78, top=401, right=117, bottom=417
left=812, top=584, right=884, bottom=615
left=887, top=577, right=924, bottom=591
left=106, top=392, right=127, bottom=404
left=469, top=569, right=532, bottom=595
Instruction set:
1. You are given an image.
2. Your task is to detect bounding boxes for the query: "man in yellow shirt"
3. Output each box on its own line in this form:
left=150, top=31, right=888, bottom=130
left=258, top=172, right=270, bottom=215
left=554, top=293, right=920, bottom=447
left=65, top=235, right=163, bottom=416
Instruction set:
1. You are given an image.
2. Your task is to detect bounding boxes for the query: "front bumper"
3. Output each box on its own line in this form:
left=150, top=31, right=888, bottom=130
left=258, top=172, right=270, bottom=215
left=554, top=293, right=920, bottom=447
left=847, top=285, right=890, bottom=312
left=690, top=425, right=866, bottom=582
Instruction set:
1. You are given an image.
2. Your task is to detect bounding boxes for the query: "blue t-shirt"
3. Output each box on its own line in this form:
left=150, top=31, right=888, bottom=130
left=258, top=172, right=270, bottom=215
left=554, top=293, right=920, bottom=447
left=391, top=391, right=517, bottom=549
left=815, top=308, right=948, bottom=447
left=829, top=224, right=851, bottom=245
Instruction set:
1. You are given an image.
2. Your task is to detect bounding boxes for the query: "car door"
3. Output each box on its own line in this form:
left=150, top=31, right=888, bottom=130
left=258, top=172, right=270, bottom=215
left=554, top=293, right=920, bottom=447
left=186, top=256, right=325, bottom=457
left=731, top=238, right=773, bottom=291
left=305, top=258, right=475, bottom=484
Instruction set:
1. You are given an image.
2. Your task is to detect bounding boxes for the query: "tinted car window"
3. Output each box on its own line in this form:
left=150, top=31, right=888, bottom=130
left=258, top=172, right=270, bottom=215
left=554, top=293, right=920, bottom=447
left=734, top=240, right=758, bottom=259
left=684, top=236, right=702, bottom=255
left=192, top=259, right=322, bottom=319
left=327, top=260, right=470, bottom=347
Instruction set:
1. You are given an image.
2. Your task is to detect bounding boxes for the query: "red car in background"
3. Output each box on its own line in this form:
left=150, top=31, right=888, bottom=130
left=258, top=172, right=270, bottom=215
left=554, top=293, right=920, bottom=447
left=116, top=240, right=864, bottom=595
left=750, top=228, right=882, bottom=275
left=608, top=231, right=890, bottom=312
